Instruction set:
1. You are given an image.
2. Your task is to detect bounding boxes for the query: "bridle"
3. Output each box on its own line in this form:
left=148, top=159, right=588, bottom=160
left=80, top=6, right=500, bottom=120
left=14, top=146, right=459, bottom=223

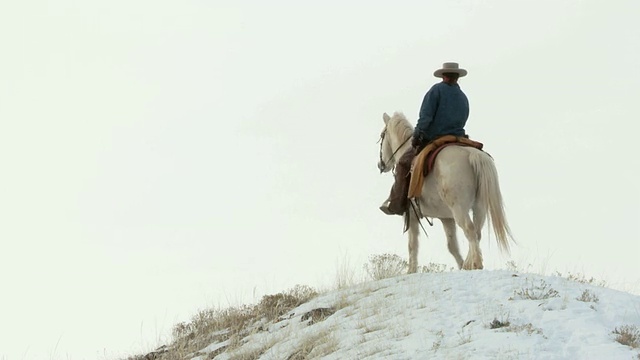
left=378, top=127, right=411, bottom=172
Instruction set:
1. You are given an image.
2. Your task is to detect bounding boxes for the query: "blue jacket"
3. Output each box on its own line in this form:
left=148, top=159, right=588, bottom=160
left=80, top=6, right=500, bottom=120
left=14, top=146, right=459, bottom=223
left=415, top=81, right=469, bottom=143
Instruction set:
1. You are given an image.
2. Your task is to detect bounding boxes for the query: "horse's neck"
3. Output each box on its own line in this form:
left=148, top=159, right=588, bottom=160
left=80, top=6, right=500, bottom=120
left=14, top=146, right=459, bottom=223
left=392, top=132, right=412, bottom=160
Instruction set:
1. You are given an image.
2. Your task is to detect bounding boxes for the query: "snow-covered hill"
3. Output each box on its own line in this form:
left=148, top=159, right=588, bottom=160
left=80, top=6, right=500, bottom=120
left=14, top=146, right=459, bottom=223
left=138, top=270, right=640, bottom=360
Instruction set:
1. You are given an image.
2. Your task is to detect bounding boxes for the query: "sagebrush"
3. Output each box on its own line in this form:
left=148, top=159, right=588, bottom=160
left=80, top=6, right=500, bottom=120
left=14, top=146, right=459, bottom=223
left=364, top=253, right=407, bottom=280
left=576, top=289, right=599, bottom=303
left=490, top=318, right=510, bottom=329
left=510, top=279, right=559, bottom=300
left=612, top=325, right=640, bottom=349
left=420, top=262, right=454, bottom=273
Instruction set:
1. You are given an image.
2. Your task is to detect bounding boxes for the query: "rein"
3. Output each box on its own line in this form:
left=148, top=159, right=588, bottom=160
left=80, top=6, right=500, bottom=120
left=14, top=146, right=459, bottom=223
left=409, top=199, right=433, bottom=233
left=378, top=130, right=412, bottom=171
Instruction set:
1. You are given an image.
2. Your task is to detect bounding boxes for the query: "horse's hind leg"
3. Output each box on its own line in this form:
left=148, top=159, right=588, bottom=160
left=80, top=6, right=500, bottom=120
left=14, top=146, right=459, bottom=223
left=451, top=207, right=483, bottom=270
left=441, top=218, right=464, bottom=269
left=472, top=203, right=487, bottom=242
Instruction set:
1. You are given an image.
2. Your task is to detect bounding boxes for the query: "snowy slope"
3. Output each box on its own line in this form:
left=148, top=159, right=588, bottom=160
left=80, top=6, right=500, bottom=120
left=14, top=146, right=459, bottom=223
left=181, top=270, right=639, bottom=360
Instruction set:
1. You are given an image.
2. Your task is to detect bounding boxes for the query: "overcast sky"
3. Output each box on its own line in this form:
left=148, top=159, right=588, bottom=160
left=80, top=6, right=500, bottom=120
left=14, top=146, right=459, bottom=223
left=1, top=1, right=639, bottom=359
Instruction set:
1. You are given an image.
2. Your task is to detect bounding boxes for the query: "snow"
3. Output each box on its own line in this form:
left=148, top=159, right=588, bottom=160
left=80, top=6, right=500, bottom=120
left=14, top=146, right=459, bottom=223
left=190, top=270, right=640, bottom=360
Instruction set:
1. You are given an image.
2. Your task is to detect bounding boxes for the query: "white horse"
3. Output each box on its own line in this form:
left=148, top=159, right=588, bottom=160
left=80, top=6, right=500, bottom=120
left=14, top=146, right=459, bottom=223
left=378, top=112, right=515, bottom=272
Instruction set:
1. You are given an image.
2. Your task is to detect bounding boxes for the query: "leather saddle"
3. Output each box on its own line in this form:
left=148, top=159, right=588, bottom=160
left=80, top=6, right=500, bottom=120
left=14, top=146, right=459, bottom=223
left=408, top=135, right=485, bottom=199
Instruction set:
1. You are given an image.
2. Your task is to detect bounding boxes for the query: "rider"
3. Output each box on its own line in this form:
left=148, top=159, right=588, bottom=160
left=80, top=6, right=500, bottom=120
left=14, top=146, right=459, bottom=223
left=380, top=62, right=470, bottom=216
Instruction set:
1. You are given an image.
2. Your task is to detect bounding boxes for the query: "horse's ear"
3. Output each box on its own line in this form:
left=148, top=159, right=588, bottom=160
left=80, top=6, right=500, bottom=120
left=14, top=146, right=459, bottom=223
left=383, top=112, right=390, bottom=124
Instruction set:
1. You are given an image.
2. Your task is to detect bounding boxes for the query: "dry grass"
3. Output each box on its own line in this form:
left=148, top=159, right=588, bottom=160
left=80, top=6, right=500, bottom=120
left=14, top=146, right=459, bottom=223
left=576, top=289, right=599, bottom=303
left=556, top=271, right=607, bottom=287
left=333, top=292, right=353, bottom=316
left=227, top=335, right=282, bottom=360
left=431, top=330, right=444, bottom=351
left=362, top=254, right=453, bottom=280
left=456, top=328, right=472, bottom=345
left=420, top=262, right=454, bottom=273
left=358, top=318, right=386, bottom=334
left=505, top=323, right=545, bottom=336
left=363, top=253, right=407, bottom=281
left=335, top=254, right=361, bottom=289
left=391, top=322, right=412, bottom=339
left=505, top=260, right=532, bottom=273
left=285, top=328, right=339, bottom=360
left=612, top=325, right=640, bottom=349
left=489, top=318, right=511, bottom=329
left=510, top=279, right=559, bottom=301
left=354, top=344, right=386, bottom=358
left=128, top=285, right=317, bottom=360
left=505, top=261, right=607, bottom=288
left=256, top=285, right=317, bottom=321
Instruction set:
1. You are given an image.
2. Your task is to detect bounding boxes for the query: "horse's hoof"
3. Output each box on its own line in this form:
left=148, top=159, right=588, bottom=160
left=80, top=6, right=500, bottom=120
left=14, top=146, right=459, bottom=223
left=464, top=264, right=483, bottom=270
left=462, top=261, right=482, bottom=270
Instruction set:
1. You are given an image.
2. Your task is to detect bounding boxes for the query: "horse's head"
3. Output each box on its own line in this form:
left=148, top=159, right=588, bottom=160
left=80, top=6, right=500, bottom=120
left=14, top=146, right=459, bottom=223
left=378, top=113, right=395, bottom=173
left=378, top=112, right=412, bottom=173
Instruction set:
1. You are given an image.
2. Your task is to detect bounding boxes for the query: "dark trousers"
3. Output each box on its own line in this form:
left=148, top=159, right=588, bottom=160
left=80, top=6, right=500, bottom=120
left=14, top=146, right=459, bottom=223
left=385, top=147, right=417, bottom=215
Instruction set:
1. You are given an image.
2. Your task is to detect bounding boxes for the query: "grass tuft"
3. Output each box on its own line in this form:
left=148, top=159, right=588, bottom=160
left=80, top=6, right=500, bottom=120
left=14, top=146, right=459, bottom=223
left=431, top=330, right=444, bottom=351
left=286, top=328, right=339, bottom=360
left=510, top=279, right=559, bottom=300
left=506, top=323, right=544, bottom=336
left=612, top=325, right=640, bottom=349
left=576, top=289, right=599, bottom=303
left=363, top=253, right=408, bottom=281
left=256, top=285, right=318, bottom=322
left=554, top=271, right=607, bottom=287
left=419, top=262, right=454, bottom=273
left=490, top=318, right=511, bottom=329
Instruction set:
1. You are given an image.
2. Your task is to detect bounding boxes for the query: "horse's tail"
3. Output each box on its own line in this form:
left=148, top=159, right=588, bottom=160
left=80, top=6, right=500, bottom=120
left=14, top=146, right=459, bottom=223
left=469, top=150, right=515, bottom=254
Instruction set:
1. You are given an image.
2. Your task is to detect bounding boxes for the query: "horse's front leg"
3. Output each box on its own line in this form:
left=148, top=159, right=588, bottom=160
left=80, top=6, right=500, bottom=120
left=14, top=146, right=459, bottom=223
left=406, top=211, right=420, bottom=273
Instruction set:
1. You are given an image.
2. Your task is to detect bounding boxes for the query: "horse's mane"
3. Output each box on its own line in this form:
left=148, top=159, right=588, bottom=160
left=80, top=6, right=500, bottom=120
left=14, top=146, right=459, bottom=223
left=389, top=111, right=414, bottom=141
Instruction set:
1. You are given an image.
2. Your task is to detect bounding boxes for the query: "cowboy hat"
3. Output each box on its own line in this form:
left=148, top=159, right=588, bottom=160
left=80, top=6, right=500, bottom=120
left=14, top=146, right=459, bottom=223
left=433, top=62, right=468, bottom=78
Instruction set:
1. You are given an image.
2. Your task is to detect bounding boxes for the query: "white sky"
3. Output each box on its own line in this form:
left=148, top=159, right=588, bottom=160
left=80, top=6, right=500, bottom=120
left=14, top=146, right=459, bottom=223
left=1, top=1, right=638, bottom=359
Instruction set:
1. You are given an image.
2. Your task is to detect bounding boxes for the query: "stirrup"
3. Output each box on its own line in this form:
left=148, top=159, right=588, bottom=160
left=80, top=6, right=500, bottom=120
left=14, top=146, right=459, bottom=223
left=380, top=200, right=404, bottom=216
left=379, top=200, right=394, bottom=215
